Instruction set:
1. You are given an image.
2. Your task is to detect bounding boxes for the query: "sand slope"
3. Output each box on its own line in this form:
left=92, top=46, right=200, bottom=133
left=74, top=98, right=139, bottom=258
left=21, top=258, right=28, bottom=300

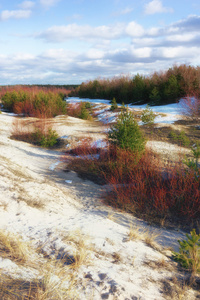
left=0, top=112, right=198, bottom=299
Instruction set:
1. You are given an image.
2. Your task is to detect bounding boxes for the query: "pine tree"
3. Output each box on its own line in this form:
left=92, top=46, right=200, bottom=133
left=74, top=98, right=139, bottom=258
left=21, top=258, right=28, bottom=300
left=109, top=108, right=146, bottom=153
left=110, top=97, right=118, bottom=111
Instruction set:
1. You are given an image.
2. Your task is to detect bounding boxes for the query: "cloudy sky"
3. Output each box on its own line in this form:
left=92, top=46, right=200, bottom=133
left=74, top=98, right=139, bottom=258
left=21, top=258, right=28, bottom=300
left=1, top=0, right=200, bottom=85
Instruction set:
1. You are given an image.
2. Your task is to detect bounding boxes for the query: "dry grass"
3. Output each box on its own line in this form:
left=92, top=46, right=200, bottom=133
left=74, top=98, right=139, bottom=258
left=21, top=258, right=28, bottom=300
left=38, top=260, right=78, bottom=299
left=0, top=260, right=78, bottom=300
left=144, top=256, right=174, bottom=272
left=11, top=117, right=59, bottom=148
left=61, top=229, right=92, bottom=269
left=0, top=230, right=32, bottom=265
left=106, top=212, right=118, bottom=222
left=0, top=202, right=8, bottom=210
left=16, top=185, right=45, bottom=209
left=111, top=252, right=122, bottom=263
left=18, top=195, right=45, bottom=210
left=127, top=224, right=160, bottom=251
left=0, top=274, right=45, bottom=300
left=0, top=230, right=84, bottom=299
left=161, top=276, right=196, bottom=300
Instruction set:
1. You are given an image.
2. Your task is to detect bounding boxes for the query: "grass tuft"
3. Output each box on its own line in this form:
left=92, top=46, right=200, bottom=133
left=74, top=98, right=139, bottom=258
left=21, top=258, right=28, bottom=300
left=0, top=230, right=31, bottom=265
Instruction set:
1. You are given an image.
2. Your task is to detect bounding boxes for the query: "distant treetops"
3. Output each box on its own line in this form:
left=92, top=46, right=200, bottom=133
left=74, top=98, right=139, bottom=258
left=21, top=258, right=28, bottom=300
left=70, top=64, right=200, bottom=106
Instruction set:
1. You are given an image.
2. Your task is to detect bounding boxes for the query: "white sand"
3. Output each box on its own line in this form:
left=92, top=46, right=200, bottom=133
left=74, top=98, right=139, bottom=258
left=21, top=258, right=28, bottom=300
left=0, top=111, right=198, bottom=299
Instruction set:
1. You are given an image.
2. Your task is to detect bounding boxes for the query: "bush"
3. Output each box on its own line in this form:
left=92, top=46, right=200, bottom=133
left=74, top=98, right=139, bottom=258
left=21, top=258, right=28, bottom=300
left=169, top=130, right=191, bottom=147
left=32, top=128, right=59, bottom=148
left=66, top=142, right=200, bottom=227
left=110, top=97, right=118, bottom=111
left=181, top=95, right=200, bottom=120
left=11, top=118, right=59, bottom=148
left=183, top=142, right=200, bottom=173
left=67, top=102, right=91, bottom=120
left=108, top=108, right=146, bottom=154
left=85, top=102, right=91, bottom=109
left=141, top=105, right=156, bottom=125
left=1, top=89, right=66, bottom=118
left=173, top=229, right=200, bottom=276
left=79, top=102, right=90, bottom=120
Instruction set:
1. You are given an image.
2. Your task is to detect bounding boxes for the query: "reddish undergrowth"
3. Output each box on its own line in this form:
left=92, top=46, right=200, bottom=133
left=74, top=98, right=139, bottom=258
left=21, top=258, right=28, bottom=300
left=11, top=117, right=59, bottom=148
left=1, top=86, right=68, bottom=118
left=65, top=137, right=102, bottom=156
left=66, top=102, right=91, bottom=120
left=65, top=139, right=200, bottom=228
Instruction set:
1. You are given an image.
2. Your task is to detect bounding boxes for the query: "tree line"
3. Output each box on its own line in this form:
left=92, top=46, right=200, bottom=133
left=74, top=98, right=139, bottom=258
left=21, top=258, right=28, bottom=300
left=70, top=64, right=200, bottom=105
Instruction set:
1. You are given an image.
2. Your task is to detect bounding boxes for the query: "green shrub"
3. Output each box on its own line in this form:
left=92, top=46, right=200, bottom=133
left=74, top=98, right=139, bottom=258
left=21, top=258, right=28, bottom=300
left=79, top=102, right=90, bottom=120
left=178, top=131, right=190, bottom=147
left=1, top=89, right=66, bottom=118
left=141, top=105, right=156, bottom=125
left=108, top=108, right=146, bottom=154
left=84, top=102, right=91, bottom=109
left=173, top=229, right=200, bottom=275
left=183, top=142, right=200, bottom=172
left=31, top=128, right=59, bottom=148
left=110, top=97, right=118, bottom=111
left=169, top=130, right=190, bottom=147
left=168, top=130, right=177, bottom=139
left=192, top=142, right=200, bottom=165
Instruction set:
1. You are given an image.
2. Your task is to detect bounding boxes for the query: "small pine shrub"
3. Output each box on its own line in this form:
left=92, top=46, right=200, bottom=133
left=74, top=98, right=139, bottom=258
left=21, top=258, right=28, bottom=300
left=169, top=130, right=177, bottom=139
left=11, top=118, right=59, bottom=148
left=173, top=229, right=200, bottom=275
left=183, top=142, right=200, bottom=174
left=169, top=130, right=190, bottom=147
left=67, top=102, right=91, bottom=120
left=32, top=128, right=59, bottom=148
left=110, top=97, right=118, bottom=111
left=141, top=105, right=156, bottom=125
left=109, top=108, right=146, bottom=154
left=85, top=102, right=91, bottom=109
left=192, top=142, right=200, bottom=166
left=79, top=102, right=90, bottom=120
left=178, top=131, right=190, bottom=147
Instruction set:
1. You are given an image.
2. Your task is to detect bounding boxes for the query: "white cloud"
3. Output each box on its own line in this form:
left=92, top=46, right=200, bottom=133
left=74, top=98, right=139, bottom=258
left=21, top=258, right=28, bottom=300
left=125, top=21, right=145, bottom=37
left=37, top=23, right=124, bottom=42
left=40, top=0, right=60, bottom=8
left=161, top=46, right=199, bottom=58
left=1, top=14, right=200, bottom=84
left=166, top=33, right=196, bottom=42
left=19, top=1, right=35, bottom=9
left=120, top=7, right=133, bottom=15
left=144, top=0, right=173, bottom=15
left=132, top=47, right=151, bottom=58
left=113, top=7, right=133, bottom=16
left=86, top=49, right=105, bottom=60
left=1, top=42, right=200, bottom=85
left=0, top=10, right=31, bottom=21
left=37, top=21, right=146, bottom=43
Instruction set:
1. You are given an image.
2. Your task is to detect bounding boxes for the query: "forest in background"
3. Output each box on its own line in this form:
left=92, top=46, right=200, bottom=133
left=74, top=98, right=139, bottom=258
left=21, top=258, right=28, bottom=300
left=70, top=64, right=200, bottom=105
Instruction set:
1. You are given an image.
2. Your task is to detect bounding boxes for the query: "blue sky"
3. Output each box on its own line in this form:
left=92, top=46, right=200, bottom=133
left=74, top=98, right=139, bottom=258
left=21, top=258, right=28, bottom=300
left=0, top=0, right=200, bottom=85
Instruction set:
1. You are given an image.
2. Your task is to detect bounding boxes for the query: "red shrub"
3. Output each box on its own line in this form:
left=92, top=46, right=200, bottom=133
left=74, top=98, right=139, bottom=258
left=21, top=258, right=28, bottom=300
left=64, top=139, right=200, bottom=227
left=181, top=94, right=200, bottom=119
left=65, top=137, right=102, bottom=156
left=102, top=149, right=200, bottom=225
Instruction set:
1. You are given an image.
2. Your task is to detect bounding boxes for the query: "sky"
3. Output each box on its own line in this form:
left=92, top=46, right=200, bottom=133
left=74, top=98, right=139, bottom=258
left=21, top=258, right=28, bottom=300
left=0, top=0, right=200, bottom=85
